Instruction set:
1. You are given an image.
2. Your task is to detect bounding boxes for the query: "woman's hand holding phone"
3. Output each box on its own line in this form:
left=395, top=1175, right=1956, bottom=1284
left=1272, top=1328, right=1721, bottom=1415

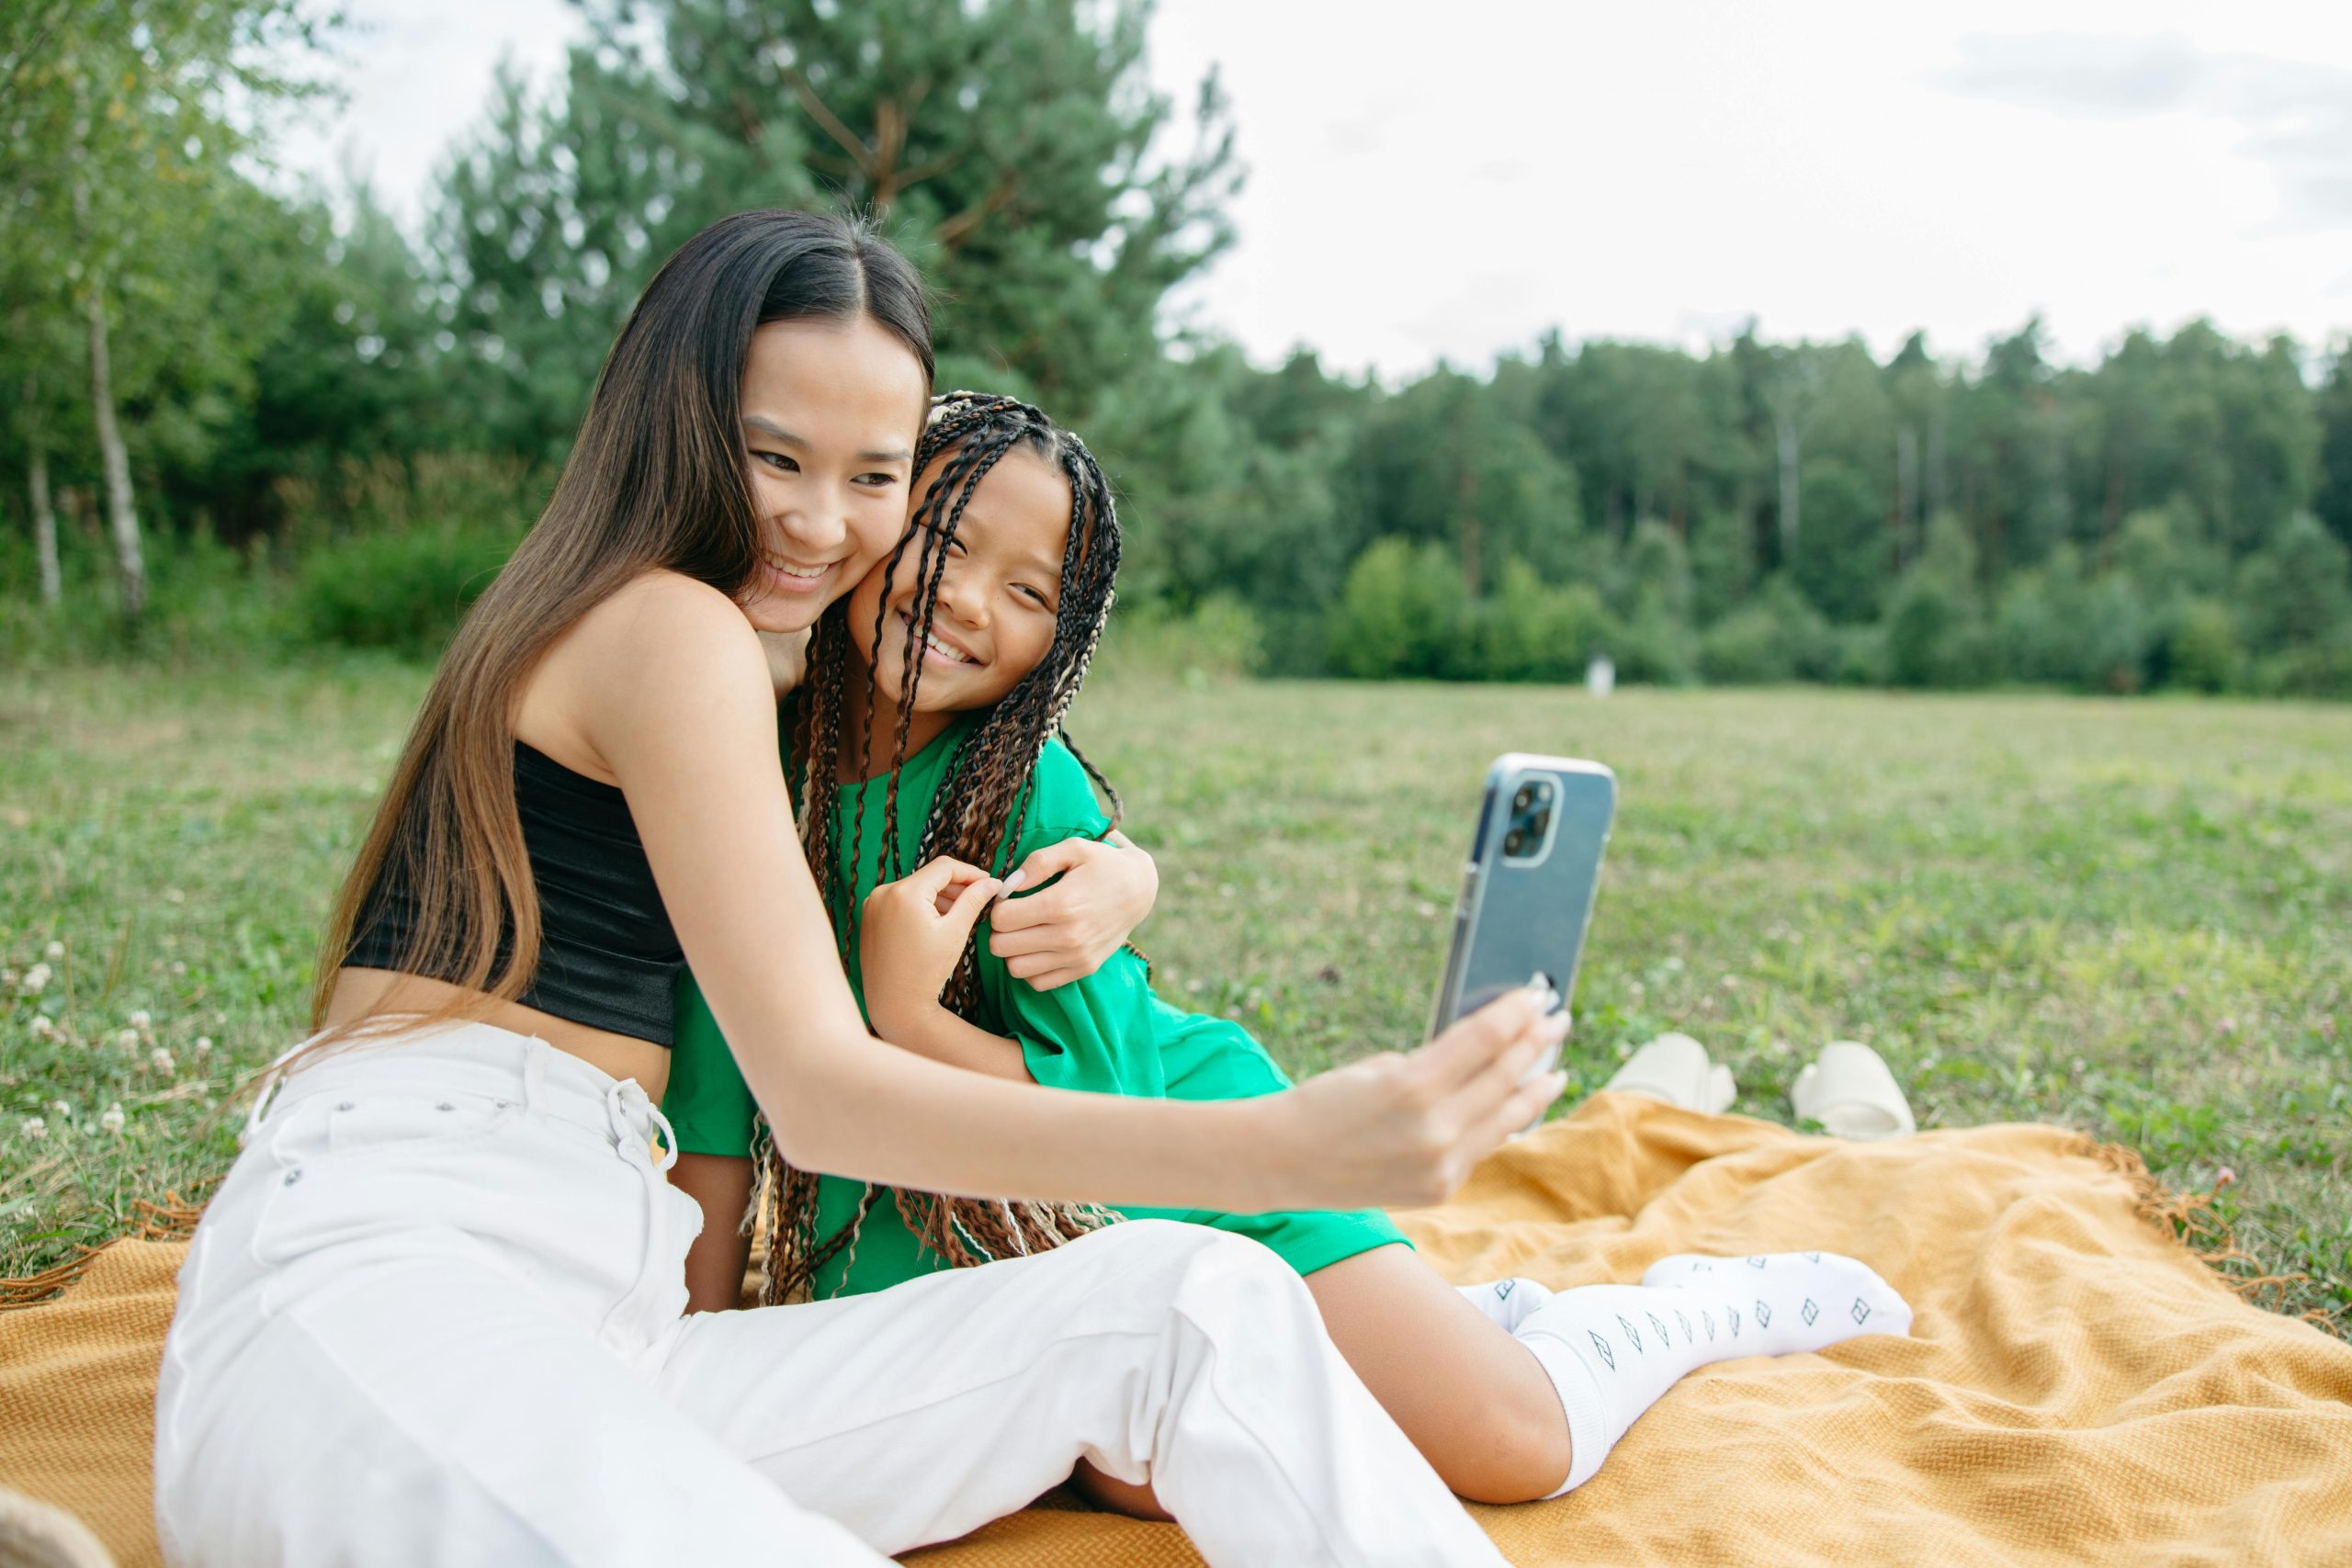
left=862, top=860, right=1564, bottom=1212
left=1250, top=988, right=1570, bottom=1212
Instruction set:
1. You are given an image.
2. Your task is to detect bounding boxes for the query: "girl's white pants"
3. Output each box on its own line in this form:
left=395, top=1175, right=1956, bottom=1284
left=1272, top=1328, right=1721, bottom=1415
left=153, top=1021, right=1502, bottom=1567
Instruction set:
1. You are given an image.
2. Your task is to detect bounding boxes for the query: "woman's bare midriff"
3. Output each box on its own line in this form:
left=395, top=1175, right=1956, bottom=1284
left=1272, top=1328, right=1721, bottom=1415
left=324, top=967, right=673, bottom=1102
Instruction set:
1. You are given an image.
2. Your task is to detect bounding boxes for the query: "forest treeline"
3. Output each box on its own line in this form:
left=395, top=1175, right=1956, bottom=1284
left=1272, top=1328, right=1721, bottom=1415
left=7, top=0, right=2351, bottom=695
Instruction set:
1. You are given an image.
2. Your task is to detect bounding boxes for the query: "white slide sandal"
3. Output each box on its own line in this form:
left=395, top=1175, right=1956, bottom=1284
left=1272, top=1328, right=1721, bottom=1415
left=1790, top=1041, right=1917, bottom=1140
left=1604, top=1032, right=1737, bottom=1114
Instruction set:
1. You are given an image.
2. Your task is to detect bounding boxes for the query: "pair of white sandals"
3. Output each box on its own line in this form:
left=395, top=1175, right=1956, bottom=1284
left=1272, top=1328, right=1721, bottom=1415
left=1604, top=1032, right=1917, bottom=1139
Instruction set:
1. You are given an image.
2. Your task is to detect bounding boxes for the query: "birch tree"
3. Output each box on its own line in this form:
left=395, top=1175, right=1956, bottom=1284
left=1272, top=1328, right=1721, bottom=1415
left=0, top=0, right=333, bottom=626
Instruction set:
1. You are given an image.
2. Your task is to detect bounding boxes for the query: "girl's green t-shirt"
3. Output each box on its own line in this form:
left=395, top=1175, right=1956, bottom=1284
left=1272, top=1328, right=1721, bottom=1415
left=663, top=716, right=1405, bottom=1297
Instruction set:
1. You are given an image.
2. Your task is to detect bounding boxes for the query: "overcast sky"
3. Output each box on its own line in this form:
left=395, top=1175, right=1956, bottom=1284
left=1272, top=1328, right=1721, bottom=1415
left=285, top=0, right=2352, bottom=378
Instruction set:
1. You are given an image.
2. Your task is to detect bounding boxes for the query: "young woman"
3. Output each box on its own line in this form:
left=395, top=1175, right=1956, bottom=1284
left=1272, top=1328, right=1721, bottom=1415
left=666, top=392, right=1916, bottom=1510
left=151, top=212, right=1571, bottom=1568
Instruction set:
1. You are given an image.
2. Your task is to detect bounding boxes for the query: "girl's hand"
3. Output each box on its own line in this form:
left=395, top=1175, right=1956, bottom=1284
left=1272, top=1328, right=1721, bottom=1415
left=861, top=857, right=1002, bottom=1037
left=1260, top=989, right=1572, bottom=1211
left=988, top=830, right=1159, bottom=990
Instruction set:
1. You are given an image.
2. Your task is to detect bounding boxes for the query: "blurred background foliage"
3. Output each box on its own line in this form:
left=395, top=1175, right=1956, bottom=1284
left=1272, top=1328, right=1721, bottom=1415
left=6, top=0, right=2352, bottom=697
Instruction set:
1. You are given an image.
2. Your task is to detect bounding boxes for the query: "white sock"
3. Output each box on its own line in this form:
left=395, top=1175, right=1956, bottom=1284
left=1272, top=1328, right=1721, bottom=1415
left=1456, top=1277, right=1555, bottom=1333
left=1513, top=1250, right=1912, bottom=1496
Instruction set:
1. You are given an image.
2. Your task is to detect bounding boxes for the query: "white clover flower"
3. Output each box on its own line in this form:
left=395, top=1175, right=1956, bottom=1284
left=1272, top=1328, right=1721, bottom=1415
left=128, top=1009, right=153, bottom=1030
left=151, top=1047, right=176, bottom=1076
left=99, top=1103, right=125, bottom=1136
left=118, top=1029, right=141, bottom=1050
left=21, top=962, right=51, bottom=995
left=48, top=1099, right=70, bottom=1117
left=170, top=962, right=186, bottom=976
left=44, top=940, right=64, bottom=960
left=18, top=1116, right=46, bottom=1140
left=164, top=888, right=186, bottom=905
left=193, top=1036, right=213, bottom=1055
left=28, top=1015, right=55, bottom=1040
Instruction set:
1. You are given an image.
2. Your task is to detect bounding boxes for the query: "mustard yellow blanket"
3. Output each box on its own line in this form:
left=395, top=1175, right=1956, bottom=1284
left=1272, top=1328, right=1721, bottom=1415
left=6, top=1094, right=2347, bottom=1567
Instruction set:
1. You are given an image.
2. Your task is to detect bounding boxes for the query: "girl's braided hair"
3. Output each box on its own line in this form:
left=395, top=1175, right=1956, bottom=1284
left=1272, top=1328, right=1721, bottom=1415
left=760, top=391, right=1128, bottom=1304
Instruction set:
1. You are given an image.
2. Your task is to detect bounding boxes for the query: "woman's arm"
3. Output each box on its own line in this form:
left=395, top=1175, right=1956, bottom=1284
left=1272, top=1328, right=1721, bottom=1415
left=560, top=574, right=1565, bottom=1213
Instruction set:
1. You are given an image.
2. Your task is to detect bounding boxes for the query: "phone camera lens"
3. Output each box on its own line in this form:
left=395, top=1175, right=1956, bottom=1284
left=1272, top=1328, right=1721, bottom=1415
left=1512, top=784, right=1535, bottom=810
left=1529, top=807, right=1552, bottom=838
left=1504, top=829, right=1527, bottom=856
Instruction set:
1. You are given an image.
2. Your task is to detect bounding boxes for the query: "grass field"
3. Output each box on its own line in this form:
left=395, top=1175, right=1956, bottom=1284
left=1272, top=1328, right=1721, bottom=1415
left=3, top=663, right=2346, bottom=1325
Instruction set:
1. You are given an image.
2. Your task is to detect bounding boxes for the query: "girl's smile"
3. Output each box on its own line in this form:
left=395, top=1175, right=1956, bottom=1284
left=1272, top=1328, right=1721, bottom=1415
left=899, top=606, right=983, bottom=667
left=848, top=441, right=1073, bottom=714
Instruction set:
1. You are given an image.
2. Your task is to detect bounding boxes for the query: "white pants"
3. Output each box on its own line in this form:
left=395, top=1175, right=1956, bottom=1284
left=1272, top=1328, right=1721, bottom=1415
left=153, top=1022, right=1502, bottom=1567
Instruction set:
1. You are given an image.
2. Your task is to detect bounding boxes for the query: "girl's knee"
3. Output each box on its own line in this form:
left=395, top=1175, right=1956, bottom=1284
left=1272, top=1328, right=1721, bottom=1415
left=1430, top=1381, right=1574, bottom=1505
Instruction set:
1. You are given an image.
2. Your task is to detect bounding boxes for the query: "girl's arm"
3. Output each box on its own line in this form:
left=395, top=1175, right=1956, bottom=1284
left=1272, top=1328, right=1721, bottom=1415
left=857, top=859, right=1050, bottom=1082
left=670, top=1153, right=755, bottom=1311
left=864, top=998, right=1034, bottom=1082
left=560, top=573, right=1565, bottom=1214
left=859, top=837, right=1164, bottom=1088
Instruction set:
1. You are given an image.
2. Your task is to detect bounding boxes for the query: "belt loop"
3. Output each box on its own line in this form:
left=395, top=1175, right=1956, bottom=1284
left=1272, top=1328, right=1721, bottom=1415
left=602, top=1078, right=678, bottom=1174
left=521, top=1038, right=548, bottom=1114
left=603, top=1080, right=636, bottom=1156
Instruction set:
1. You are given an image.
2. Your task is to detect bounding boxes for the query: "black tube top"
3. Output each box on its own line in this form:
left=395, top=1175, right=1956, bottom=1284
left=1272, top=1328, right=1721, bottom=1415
left=344, top=742, right=683, bottom=1043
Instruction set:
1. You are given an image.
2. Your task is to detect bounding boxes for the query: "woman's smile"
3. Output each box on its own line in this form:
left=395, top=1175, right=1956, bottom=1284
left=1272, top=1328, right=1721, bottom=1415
left=756, top=548, right=839, bottom=598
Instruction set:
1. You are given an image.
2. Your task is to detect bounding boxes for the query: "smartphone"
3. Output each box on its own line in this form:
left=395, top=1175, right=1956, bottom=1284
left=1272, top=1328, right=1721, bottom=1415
left=1429, top=756, right=1618, bottom=1084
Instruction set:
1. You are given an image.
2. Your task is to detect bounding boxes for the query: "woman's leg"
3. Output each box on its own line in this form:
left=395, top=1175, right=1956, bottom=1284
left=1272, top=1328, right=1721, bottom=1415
left=650, top=1220, right=1507, bottom=1568
left=158, top=1238, right=889, bottom=1568
left=154, top=1025, right=890, bottom=1568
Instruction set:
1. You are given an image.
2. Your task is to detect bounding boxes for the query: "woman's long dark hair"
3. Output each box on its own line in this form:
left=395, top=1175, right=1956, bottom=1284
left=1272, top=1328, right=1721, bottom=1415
left=763, top=392, right=1130, bottom=1303
left=310, top=210, right=933, bottom=1042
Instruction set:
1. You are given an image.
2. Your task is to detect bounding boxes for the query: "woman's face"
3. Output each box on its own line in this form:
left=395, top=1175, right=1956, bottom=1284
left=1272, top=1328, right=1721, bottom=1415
left=846, top=443, right=1073, bottom=714
left=733, top=316, right=930, bottom=636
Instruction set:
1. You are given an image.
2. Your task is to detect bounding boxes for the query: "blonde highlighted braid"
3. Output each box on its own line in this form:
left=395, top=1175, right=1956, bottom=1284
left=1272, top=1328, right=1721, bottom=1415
left=762, top=392, right=1128, bottom=1305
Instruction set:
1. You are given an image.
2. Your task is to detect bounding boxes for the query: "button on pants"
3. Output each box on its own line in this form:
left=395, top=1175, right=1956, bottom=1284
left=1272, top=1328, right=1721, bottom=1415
left=154, top=1022, right=1503, bottom=1567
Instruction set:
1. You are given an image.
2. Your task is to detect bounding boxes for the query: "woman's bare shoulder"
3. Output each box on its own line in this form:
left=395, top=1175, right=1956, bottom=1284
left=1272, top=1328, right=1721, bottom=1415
left=582, top=569, right=747, bottom=638
left=549, top=570, right=757, bottom=673
left=518, top=570, right=769, bottom=776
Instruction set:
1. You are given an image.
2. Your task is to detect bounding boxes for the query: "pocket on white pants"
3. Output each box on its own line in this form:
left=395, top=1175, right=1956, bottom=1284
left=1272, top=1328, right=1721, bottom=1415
left=251, top=1091, right=518, bottom=1269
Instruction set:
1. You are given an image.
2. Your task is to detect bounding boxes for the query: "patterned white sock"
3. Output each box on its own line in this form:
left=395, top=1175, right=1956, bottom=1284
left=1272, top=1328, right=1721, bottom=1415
left=1455, top=1277, right=1555, bottom=1333
left=1514, top=1250, right=1911, bottom=1496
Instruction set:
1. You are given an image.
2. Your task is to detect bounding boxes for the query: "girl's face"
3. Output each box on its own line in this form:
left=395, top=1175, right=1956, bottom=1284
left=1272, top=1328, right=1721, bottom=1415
left=733, top=316, right=929, bottom=636
left=846, top=443, right=1073, bottom=714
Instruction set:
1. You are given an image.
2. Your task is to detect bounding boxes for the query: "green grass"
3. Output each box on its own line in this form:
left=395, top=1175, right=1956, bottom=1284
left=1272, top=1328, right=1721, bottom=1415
left=3, top=666, right=2346, bottom=1326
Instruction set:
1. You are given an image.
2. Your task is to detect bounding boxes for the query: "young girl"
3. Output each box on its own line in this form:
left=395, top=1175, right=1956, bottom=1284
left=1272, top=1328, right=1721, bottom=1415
left=667, top=392, right=1916, bottom=1507
left=153, top=212, right=1573, bottom=1568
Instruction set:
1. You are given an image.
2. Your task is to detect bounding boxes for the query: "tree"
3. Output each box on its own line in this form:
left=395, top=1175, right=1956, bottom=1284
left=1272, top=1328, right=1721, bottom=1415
left=1883, top=331, right=1946, bottom=571
left=2318, top=339, right=2352, bottom=555
left=434, top=0, right=1241, bottom=463
left=0, top=0, right=334, bottom=626
left=1962, top=316, right=2068, bottom=579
